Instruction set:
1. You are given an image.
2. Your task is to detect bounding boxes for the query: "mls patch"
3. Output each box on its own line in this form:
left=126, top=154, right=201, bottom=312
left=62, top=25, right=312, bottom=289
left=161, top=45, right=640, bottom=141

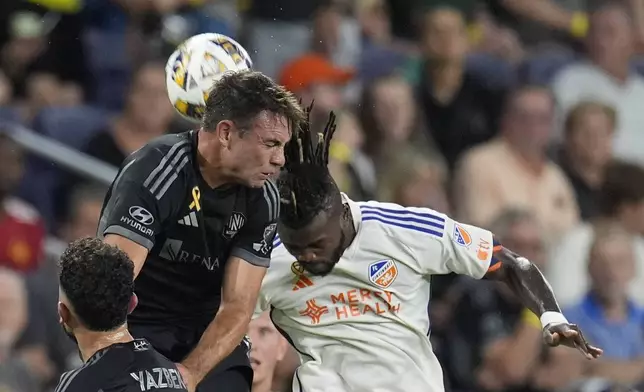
left=368, top=260, right=398, bottom=289
left=453, top=224, right=472, bottom=247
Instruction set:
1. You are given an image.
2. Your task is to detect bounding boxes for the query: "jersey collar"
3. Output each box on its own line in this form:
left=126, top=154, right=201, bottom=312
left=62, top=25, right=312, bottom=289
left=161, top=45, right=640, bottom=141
left=341, top=193, right=361, bottom=234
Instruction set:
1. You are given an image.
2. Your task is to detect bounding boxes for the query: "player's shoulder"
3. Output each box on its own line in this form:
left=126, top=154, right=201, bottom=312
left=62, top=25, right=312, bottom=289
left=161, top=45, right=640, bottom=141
left=54, top=348, right=112, bottom=392
left=121, top=131, right=192, bottom=172
left=355, top=199, right=448, bottom=242
left=117, top=132, right=194, bottom=197
left=269, top=234, right=292, bottom=265
left=246, top=178, right=280, bottom=211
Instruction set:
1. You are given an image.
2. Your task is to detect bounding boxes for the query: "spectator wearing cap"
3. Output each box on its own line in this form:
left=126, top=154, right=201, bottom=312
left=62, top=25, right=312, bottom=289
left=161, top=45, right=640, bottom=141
left=552, top=1, right=644, bottom=165
left=547, top=161, right=644, bottom=307
left=279, top=53, right=354, bottom=129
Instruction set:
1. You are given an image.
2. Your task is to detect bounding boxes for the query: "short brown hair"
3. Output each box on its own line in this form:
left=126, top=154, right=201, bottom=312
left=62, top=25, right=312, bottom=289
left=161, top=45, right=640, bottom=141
left=564, top=101, right=616, bottom=137
left=202, top=70, right=305, bottom=134
left=599, top=161, right=644, bottom=216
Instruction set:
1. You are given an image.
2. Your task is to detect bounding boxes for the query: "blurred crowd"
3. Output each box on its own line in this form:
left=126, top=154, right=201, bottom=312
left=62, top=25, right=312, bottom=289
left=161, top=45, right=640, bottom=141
left=1, top=0, right=644, bottom=391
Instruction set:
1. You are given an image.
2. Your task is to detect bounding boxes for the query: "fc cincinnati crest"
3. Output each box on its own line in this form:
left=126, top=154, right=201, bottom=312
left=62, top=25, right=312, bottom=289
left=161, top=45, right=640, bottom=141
left=368, top=260, right=398, bottom=289
left=453, top=224, right=472, bottom=247
left=223, top=212, right=246, bottom=239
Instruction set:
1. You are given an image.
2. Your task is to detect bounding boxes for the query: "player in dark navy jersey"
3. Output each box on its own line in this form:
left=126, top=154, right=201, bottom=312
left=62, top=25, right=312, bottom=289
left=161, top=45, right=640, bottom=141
left=97, top=70, right=305, bottom=392
left=55, top=237, right=188, bottom=392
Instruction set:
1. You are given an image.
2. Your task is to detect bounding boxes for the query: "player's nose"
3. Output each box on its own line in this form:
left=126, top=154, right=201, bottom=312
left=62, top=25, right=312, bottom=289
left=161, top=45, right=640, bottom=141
left=270, top=149, right=286, bottom=168
left=297, top=250, right=317, bottom=263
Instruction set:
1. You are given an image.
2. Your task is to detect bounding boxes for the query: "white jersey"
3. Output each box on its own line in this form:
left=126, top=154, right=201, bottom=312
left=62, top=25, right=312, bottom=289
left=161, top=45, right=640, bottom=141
left=257, top=196, right=495, bottom=392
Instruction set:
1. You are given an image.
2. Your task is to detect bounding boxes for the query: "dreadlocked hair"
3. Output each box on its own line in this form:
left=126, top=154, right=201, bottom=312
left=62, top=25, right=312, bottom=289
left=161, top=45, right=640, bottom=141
left=278, top=104, right=340, bottom=229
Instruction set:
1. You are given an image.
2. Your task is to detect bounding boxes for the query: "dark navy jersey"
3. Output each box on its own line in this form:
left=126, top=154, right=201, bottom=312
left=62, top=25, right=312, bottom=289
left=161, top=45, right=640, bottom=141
left=97, top=130, right=280, bottom=325
left=54, top=339, right=187, bottom=392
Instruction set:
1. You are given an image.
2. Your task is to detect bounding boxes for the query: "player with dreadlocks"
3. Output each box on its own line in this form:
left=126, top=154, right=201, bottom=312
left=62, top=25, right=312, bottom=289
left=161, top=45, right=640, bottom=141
left=256, top=108, right=602, bottom=392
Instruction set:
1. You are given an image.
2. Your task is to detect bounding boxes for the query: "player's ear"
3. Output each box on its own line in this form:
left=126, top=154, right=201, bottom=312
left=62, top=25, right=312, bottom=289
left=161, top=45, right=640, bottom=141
left=275, top=335, right=288, bottom=362
left=215, top=120, right=235, bottom=148
left=58, top=301, right=71, bottom=324
left=128, top=293, right=139, bottom=315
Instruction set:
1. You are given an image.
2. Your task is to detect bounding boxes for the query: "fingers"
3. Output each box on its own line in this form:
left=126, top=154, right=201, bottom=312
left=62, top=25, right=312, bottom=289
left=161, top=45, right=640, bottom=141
left=543, top=330, right=559, bottom=346
left=566, top=327, right=603, bottom=359
left=586, top=345, right=603, bottom=359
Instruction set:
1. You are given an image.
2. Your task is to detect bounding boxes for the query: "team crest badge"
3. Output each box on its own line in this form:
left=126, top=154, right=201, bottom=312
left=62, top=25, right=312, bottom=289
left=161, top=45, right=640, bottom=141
left=223, top=212, right=246, bottom=239
left=368, top=260, right=398, bottom=289
left=453, top=224, right=472, bottom=247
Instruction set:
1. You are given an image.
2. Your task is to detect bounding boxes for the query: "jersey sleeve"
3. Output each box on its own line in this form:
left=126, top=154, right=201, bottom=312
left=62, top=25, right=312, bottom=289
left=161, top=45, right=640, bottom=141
left=97, top=147, right=185, bottom=250
left=230, top=179, right=280, bottom=268
left=395, top=207, right=496, bottom=279
left=253, top=237, right=288, bottom=318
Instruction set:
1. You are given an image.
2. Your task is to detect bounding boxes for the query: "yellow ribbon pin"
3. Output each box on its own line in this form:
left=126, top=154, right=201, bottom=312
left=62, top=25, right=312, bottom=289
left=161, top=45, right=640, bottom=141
left=189, top=186, right=201, bottom=211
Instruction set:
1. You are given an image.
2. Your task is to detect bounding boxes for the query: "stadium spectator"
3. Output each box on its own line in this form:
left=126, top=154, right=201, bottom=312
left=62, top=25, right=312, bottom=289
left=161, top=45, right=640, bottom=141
left=311, top=0, right=361, bottom=70
left=440, top=209, right=552, bottom=391
left=327, top=111, right=377, bottom=200
left=556, top=101, right=616, bottom=220
left=454, top=85, right=579, bottom=243
left=23, top=184, right=107, bottom=388
left=244, top=0, right=322, bottom=78
left=547, top=161, right=644, bottom=307
left=279, top=53, right=354, bottom=128
left=378, top=147, right=450, bottom=214
left=0, top=268, right=39, bottom=392
left=0, top=133, right=45, bottom=274
left=552, top=1, right=644, bottom=164
left=416, top=6, right=505, bottom=170
left=82, top=62, right=174, bottom=168
left=563, top=224, right=644, bottom=387
left=57, top=62, right=173, bottom=218
left=358, top=74, right=433, bottom=173
left=248, top=312, right=289, bottom=392
left=484, top=0, right=590, bottom=49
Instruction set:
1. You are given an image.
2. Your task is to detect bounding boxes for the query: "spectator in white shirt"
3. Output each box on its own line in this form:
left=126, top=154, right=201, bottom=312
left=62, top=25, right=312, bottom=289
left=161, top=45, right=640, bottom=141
left=551, top=1, right=644, bottom=165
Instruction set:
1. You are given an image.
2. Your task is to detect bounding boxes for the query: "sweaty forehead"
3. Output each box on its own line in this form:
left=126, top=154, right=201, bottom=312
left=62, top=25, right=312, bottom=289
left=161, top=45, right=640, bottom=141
left=252, top=111, right=291, bottom=141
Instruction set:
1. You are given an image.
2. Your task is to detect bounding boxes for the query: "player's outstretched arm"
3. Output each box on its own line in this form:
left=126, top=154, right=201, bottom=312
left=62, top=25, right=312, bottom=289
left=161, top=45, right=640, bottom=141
left=485, top=246, right=603, bottom=359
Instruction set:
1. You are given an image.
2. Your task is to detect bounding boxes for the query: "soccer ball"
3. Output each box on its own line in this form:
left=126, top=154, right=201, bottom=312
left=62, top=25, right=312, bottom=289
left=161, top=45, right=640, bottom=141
left=165, top=33, right=253, bottom=123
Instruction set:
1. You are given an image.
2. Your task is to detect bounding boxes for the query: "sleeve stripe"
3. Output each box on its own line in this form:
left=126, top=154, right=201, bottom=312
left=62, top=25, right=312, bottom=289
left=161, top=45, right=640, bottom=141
left=362, top=216, right=443, bottom=237
left=360, top=205, right=445, bottom=223
left=360, top=206, right=445, bottom=231
left=263, top=179, right=280, bottom=220
left=147, top=147, right=189, bottom=196
left=155, top=156, right=189, bottom=200
left=143, top=140, right=189, bottom=188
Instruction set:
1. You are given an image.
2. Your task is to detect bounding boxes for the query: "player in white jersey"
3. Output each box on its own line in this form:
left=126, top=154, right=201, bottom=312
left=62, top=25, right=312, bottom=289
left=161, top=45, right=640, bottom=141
left=256, top=110, right=603, bottom=392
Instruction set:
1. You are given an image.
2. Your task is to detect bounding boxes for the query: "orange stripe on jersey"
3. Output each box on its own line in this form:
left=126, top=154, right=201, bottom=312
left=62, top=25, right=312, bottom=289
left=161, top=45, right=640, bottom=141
left=493, top=245, right=503, bottom=252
